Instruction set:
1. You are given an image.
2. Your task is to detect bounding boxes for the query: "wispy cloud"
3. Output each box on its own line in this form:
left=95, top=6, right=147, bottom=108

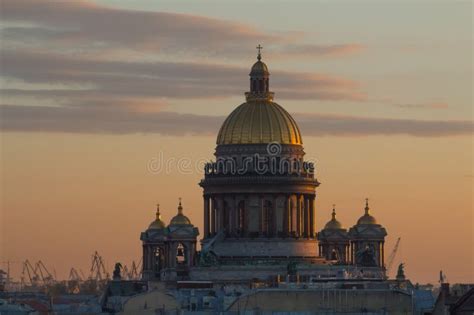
left=0, top=49, right=365, bottom=102
left=1, top=105, right=472, bottom=137
left=393, top=102, right=449, bottom=110
left=270, top=44, right=365, bottom=59
left=0, top=0, right=362, bottom=60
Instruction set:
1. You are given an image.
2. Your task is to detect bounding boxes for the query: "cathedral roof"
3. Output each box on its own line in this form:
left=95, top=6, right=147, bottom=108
left=356, top=199, right=378, bottom=225
left=324, top=206, right=344, bottom=230
left=216, top=101, right=302, bottom=145
left=148, top=204, right=166, bottom=230
left=216, top=46, right=302, bottom=145
left=170, top=199, right=192, bottom=226
left=250, top=60, right=269, bottom=75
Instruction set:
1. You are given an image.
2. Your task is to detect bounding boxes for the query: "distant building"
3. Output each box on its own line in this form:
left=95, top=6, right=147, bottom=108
left=432, top=283, right=474, bottom=315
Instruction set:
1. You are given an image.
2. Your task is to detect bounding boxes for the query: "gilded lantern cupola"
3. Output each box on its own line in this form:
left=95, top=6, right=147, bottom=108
left=357, top=198, right=378, bottom=225
left=148, top=204, right=166, bottom=230
left=324, top=205, right=344, bottom=230
left=170, top=198, right=192, bottom=226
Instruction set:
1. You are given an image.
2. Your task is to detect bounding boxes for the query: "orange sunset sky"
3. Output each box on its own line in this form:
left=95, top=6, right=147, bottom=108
left=0, top=0, right=472, bottom=284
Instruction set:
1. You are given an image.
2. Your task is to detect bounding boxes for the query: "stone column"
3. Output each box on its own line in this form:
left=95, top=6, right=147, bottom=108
left=143, top=245, right=148, bottom=271
left=350, top=242, right=354, bottom=264
left=204, top=196, right=210, bottom=237
left=305, top=195, right=311, bottom=238
left=296, top=194, right=301, bottom=236
left=286, top=195, right=291, bottom=235
left=309, top=196, right=315, bottom=237
left=382, top=241, right=385, bottom=267
left=211, top=198, right=216, bottom=235
left=259, top=196, right=264, bottom=235
left=148, top=246, right=153, bottom=272
left=272, top=195, right=277, bottom=236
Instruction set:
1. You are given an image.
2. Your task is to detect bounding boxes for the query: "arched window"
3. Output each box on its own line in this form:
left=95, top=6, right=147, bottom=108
left=331, top=249, right=338, bottom=261
left=176, top=243, right=187, bottom=265
left=153, top=247, right=165, bottom=275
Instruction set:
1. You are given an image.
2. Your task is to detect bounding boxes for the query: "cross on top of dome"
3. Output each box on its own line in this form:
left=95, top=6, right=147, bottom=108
left=256, top=44, right=263, bottom=60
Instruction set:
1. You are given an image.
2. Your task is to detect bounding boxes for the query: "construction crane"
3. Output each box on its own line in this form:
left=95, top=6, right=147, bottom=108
left=1, top=260, right=21, bottom=289
left=129, top=259, right=142, bottom=280
left=69, top=268, right=83, bottom=282
left=122, top=265, right=130, bottom=280
left=89, top=251, right=109, bottom=281
left=21, top=260, right=40, bottom=288
left=68, top=268, right=83, bottom=294
left=386, top=237, right=401, bottom=276
left=34, top=260, right=55, bottom=286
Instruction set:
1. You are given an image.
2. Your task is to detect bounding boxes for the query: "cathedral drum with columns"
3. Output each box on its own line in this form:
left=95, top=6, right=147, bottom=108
left=140, top=47, right=389, bottom=283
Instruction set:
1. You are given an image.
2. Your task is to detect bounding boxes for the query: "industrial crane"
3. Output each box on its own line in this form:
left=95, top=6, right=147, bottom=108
left=89, top=251, right=109, bottom=281
left=34, top=260, right=55, bottom=286
left=129, top=259, right=142, bottom=280
left=21, top=260, right=40, bottom=288
left=68, top=267, right=83, bottom=293
left=386, top=237, right=401, bottom=276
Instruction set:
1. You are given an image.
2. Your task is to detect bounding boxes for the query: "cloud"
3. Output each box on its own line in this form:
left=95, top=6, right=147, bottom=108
left=0, top=0, right=271, bottom=56
left=0, top=49, right=364, bottom=102
left=393, top=102, right=449, bottom=110
left=270, top=44, right=364, bottom=58
left=293, top=113, right=472, bottom=137
left=1, top=105, right=472, bottom=137
left=0, top=0, right=363, bottom=59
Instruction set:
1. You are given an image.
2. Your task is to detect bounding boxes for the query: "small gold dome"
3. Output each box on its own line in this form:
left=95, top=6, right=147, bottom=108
left=216, top=101, right=302, bottom=145
left=324, top=206, right=344, bottom=230
left=357, top=199, right=377, bottom=225
left=170, top=199, right=192, bottom=226
left=148, top=204, right=166, bottom=230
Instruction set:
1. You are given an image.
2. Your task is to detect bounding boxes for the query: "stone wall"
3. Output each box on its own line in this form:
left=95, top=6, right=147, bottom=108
left=227, top=289, right=413, bottom=314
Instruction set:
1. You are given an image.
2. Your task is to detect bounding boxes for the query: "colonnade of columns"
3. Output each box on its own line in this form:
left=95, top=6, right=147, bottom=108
left=203, top=194, right=316, bottom=238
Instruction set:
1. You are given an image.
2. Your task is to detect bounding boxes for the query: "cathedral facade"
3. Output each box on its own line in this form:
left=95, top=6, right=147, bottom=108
left=141, top=49, right=388, bottom=283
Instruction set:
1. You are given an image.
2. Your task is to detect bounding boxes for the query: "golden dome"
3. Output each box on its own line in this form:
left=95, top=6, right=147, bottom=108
left=170, top=199, right=192, bottom=226
left=148, top=204, right=166, bottom=230
left=216, top=101, right=302, bottom=145
left=357, top=199, right=377, bottom=225
left=217, top=46, right=302, bottom=145
left=324, top=206, right=344, bottom=230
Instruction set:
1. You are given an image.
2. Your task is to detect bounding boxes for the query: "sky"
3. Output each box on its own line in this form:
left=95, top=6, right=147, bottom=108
left=0, top=0, right=472, bottom=284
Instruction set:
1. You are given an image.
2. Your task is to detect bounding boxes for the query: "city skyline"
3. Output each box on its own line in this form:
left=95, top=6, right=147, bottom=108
left=1, top=0, right=472, bottom=285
